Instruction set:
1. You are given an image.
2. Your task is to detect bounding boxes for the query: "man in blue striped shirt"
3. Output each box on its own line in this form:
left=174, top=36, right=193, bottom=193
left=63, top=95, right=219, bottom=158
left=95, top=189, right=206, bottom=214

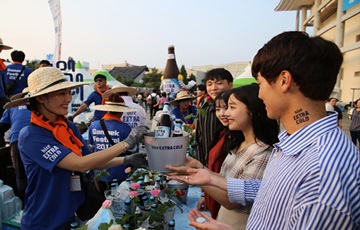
left=180, top=31, right=360, bottom=230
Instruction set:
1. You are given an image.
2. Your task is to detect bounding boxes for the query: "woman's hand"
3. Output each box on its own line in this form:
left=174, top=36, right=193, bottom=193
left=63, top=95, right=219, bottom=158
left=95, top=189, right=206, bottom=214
left=188, top=209, right=234, bottom=230
left=165, top=156, right=203, bottom=175
left=197, top=197, right=207, bottom=211
left=170, top=168, right=212, bottom=186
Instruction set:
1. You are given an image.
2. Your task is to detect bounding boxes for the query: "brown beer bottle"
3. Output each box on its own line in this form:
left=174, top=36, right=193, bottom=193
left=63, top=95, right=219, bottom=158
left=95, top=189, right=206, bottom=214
left=163, top=45, right=180, bottom=79
left=154, top=113, right=172, bottom=138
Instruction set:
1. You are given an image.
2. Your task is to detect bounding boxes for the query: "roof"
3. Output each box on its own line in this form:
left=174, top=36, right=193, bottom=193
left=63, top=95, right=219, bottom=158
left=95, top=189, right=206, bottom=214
left=109, top=65, right=149, bottom=80
left=275, top=0, right=314, bottom=11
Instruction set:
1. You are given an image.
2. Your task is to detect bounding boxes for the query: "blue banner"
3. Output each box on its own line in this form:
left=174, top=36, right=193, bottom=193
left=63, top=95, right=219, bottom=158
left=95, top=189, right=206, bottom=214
left=343, top=0, right=360, bottom=11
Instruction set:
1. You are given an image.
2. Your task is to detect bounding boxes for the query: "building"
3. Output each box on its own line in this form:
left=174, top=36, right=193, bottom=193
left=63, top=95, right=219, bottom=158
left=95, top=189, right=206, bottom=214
left=275, top=0, right=360, bottom=103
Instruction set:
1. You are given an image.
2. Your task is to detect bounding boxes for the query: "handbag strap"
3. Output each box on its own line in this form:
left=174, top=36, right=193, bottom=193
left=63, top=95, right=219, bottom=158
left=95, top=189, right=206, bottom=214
left=99, top=119, right=131, bottom=157
left=100, top=119, right=116, bottom=146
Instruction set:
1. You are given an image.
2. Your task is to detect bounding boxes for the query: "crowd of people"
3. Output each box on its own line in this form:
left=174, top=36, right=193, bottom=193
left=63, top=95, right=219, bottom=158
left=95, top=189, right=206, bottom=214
left=0, top=30, right=360, bottom=230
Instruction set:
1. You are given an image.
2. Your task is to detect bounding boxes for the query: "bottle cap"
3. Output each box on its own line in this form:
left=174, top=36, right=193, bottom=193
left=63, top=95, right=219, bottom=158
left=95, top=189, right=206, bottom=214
left=196, top=217, right=207, bottom=223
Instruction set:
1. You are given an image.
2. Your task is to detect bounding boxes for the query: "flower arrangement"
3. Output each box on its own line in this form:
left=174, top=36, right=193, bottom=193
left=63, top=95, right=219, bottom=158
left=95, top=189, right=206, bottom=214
left=80, top=168, right=183, bottom=230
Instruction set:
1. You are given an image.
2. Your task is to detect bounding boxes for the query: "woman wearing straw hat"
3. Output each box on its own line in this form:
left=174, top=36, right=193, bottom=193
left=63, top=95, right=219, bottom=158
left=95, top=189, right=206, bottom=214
left=88, top=93, right=141, bottom=200
left=170, top=91, right=197, bottom=129
left=4, top=67, right=148, bottom=229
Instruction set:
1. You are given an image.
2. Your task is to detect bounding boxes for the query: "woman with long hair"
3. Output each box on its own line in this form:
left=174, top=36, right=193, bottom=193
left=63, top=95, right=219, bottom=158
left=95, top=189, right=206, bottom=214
left=168, top=83, right=279, bottom=229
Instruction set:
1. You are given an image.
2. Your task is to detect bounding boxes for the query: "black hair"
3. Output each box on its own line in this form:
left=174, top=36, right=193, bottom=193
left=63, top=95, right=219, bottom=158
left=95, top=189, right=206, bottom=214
left=39, top=60, right=51, bottom=66
left=94, top=74, right=107, bottom=81
left=11, top=50, right=25, bottom=63
left=197, top=84, right=206, bottom=92
left=205, top=68, right=233, bottom=83
left=228, top=84, right=279, bottom=148
left=251, top=31, right=343, bottom=101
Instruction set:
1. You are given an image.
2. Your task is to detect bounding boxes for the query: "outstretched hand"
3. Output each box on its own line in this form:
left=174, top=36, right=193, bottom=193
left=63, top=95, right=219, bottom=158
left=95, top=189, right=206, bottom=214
left=166, top=156, right=203, bottom=176
left=170, top=168, right=212, bottom=186
left=188, top=209, right=234, bottom=230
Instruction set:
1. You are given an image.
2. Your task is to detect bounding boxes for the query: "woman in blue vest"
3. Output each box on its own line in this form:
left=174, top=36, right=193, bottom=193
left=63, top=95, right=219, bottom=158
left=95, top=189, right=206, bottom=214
left=4, top=67, right=148, bottom=230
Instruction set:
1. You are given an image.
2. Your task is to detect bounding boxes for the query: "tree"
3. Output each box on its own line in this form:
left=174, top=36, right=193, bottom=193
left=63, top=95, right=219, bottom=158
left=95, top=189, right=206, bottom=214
left=114, top=74, right=134, bottom=86
left=179, top=65, right=188, bottom=85
left=142, top=67, right=162, bottom=90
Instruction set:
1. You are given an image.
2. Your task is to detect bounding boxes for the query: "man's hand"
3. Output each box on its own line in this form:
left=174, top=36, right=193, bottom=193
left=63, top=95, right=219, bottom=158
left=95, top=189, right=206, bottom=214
left=188, top=209, right=234, bottom=230
left=124, top=152, right=148, bottom=169
left=123, top=125, right=149, bottom=148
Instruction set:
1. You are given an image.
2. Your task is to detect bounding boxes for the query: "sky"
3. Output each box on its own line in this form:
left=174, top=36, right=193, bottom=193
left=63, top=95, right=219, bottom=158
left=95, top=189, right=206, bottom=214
left=0, top=0, right=296, bottom=70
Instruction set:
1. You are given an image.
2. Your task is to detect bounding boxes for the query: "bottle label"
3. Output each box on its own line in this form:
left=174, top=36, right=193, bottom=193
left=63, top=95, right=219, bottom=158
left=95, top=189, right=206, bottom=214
left=173, top=122, right=182, bottom=135
left=155, top=126, right=171, bottom=138
left=167, top=54, right=175, bottom=59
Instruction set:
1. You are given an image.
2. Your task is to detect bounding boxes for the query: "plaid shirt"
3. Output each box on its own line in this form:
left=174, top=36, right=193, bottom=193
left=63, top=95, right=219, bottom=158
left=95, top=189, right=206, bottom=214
left=220, top=141, right=272, bottom=214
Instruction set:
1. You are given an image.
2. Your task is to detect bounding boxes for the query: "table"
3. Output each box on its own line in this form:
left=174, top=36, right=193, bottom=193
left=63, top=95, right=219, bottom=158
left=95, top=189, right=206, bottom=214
left=85, top=185, right=204, bottom=229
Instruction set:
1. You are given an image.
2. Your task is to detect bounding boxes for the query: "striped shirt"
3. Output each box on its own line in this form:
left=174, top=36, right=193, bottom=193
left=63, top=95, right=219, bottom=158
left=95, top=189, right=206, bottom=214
left=228, top=113, right=360, bottom=229
left=195, top=101, right=222, bottom=165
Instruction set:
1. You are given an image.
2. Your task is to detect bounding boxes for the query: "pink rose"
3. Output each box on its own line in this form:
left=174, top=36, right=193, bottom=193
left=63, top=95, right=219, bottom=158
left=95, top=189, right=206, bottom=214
left=151, top=189, right=161, bottom=197
left=131, top=182, right=140, bottom=190
left=125, top=167, right=131, bottom=174
left=129, top=191, right=139, bottom=199
left=102, top=200, right=112, bottom=209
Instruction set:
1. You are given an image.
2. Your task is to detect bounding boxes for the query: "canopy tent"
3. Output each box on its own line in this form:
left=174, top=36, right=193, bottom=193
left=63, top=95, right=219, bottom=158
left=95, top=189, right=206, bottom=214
left=93, top=65, right=123, bottom=88
left=233, top=63, right=257, bottom=88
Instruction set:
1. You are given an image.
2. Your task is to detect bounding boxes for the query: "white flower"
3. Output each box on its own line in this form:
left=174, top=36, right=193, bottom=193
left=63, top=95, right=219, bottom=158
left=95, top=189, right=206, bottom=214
left=108, top=224, right=121, bottom=230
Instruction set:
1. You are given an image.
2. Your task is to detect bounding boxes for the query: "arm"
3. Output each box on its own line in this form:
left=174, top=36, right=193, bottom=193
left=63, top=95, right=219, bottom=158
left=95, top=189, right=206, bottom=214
left=73, top=103, right=88, bottom=118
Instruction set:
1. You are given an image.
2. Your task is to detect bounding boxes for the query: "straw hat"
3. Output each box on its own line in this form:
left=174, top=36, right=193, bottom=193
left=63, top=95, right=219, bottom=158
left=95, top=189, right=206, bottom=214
left=0, top=38, right=12, bottom=50
left=102, top=83, right=138, bottom=99
left=9, top=87, right=29, bottom=101
left=4, top=67, right=88, bottom=109
left=90, top=101, right=138, bottom=113
left=170, top=91, right=196, bottom=104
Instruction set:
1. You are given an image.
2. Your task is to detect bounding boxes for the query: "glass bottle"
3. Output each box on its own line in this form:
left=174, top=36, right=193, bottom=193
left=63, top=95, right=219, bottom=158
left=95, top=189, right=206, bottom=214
left=172, top=118, right=183, bottom=137
left=162, top=45, right=181, bottom=98
left=154, top=113, right=172, bottom=138
left=168, top=219, right=175, bottom=230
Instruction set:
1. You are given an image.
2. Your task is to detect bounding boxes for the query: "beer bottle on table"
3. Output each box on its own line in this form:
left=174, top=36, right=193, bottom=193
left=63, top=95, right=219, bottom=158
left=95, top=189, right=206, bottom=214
left=154, top=113, right=172, bottom=138
left=172, top=118, right=183, bottom=137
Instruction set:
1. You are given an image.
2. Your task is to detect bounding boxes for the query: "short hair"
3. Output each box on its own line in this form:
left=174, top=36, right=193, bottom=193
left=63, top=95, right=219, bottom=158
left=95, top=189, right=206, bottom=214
left=197, top=84, right=206, bottom=92
left=161, top=92, right=167, bottom=97
left=39, top=60, right=51, bottom=67
left=11, top=50, right=25, bottom=63
left=205, top=68, right=233, bottom=83
left=251, top=31, right=343, bottom=101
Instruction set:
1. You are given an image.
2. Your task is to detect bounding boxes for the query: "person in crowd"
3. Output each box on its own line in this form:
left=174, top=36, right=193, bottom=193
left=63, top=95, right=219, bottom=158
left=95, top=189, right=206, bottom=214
left=329, top=97, right=343, bottom=128
left=168, top=84, right=279, bottom=229
left=4, top=67, right=148, bottom=229
left=4, top=50, right=32, bottom=97
left=158, top=91, right=168, bottom=111
left=196, top=68, right=233, bottom=166
left=143, top=92, right=149, bottom=113
left=102, top=84, right=147, bottom=129
left=0, top=37, right=12, bottom=117
left=88, top=93, right=138, bottom=200
left=39, top=59, right=51, bottom=67
left=137, top=93, right=144, bottom=108
left=147, top=89, right=159, bottom=119
left=350, top=99, right=360, bottom=149
left=196, top=84, right=207, bottom=108
left=170, top=91, right=197, bottom=129
left=171, top=31, right=360, bottom=230
left=72, top=73, right=109, bottom=121
left=0, top=101, right=31, bottom=201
